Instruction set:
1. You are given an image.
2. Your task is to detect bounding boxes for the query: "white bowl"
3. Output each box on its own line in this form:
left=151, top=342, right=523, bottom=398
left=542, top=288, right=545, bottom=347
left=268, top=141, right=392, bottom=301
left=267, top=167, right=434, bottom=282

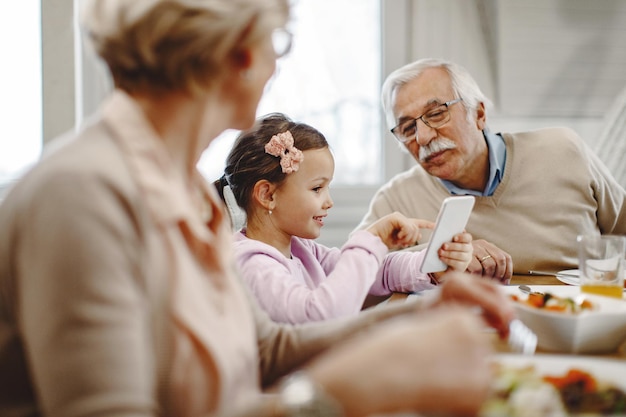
left=507, top=286, right=626, bottom=354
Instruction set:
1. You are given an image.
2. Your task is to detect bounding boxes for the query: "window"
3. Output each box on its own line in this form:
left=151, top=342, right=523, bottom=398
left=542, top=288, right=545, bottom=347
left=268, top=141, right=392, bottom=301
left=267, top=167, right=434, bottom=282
left=0, top=1, right=42, bottom=189
left=197, top=0, right=382, bottom=186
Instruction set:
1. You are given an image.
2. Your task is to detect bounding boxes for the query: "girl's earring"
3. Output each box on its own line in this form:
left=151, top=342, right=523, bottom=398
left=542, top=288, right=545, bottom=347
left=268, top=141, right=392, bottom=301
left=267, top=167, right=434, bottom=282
left=268, top=210, right=272, bottom=215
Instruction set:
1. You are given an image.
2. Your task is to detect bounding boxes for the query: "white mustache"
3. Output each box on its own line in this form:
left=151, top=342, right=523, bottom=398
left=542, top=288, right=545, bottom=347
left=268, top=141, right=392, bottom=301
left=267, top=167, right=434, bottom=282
left=418, top=138, right=457, bottom=163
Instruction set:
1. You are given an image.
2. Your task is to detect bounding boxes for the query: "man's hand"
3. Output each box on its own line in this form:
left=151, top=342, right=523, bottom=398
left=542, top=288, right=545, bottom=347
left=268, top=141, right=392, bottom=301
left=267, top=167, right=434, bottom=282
left=467, top=239, right=512, bottom=284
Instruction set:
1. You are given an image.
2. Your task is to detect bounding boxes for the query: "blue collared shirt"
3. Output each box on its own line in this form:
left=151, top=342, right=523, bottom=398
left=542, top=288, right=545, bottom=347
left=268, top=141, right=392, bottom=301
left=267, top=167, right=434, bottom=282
left=441, top=129, right=506, bottom=196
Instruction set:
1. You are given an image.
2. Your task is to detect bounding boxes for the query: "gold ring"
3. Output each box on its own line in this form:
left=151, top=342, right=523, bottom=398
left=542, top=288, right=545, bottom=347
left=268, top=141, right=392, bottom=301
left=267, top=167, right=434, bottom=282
left=479, top=255, right=492, bottom=263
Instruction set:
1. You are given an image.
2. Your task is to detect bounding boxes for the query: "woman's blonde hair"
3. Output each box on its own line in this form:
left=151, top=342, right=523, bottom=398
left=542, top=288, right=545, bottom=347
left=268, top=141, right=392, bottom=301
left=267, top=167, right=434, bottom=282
left=81, top=0, right=289, bottom=95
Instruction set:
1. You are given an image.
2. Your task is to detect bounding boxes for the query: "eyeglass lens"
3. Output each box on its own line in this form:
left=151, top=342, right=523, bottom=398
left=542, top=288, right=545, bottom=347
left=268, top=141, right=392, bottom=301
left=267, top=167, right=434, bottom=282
left=393, top=100, right=461, bottom=142
left=396, top=105, right=450, bottom=142
left=272, top=28, right=292, bottom=58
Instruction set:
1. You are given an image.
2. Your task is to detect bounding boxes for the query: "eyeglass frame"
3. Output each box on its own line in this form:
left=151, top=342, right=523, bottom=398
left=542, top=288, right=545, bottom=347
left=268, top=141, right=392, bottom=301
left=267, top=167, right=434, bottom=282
left=390, top=98, right=463, bottom=143
left=272, top=27, right=293, bottom=58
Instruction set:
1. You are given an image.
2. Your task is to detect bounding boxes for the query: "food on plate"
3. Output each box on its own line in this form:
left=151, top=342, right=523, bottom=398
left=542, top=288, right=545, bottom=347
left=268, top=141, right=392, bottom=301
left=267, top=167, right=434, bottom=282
left=480, top=363, right=626, bottom=416
left=510, top=292, right=595, bottom=313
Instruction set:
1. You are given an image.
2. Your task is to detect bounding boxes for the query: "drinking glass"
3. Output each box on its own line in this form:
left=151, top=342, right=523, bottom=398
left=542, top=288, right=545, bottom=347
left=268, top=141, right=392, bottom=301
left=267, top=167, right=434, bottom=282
left=577, top=234, right=625, bottom=298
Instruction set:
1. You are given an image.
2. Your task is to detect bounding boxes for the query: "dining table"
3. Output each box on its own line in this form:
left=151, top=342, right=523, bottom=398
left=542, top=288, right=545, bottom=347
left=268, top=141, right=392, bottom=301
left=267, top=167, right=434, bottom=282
left=387, top=273, right=626, bottom=415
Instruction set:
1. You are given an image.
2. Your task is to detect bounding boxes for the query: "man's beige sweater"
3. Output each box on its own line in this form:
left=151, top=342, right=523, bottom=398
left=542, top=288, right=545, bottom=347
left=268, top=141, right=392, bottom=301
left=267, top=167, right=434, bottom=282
left=356, top=127, right=626, bottom=275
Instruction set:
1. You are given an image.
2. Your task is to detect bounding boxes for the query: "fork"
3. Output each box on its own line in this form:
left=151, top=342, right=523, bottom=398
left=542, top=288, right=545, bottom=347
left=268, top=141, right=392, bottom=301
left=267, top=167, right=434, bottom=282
left=507, top=319, right=537, bottom=354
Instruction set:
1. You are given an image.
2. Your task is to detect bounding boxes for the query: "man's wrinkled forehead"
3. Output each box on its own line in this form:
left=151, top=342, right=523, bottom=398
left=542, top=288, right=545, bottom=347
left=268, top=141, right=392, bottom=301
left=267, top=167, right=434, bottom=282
left=393, top=69, right=454, bottom=115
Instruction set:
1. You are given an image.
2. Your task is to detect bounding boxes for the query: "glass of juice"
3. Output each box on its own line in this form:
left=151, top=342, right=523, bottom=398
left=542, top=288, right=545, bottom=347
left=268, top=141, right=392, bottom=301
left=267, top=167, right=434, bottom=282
left=577, top=234, right=625, bottom=298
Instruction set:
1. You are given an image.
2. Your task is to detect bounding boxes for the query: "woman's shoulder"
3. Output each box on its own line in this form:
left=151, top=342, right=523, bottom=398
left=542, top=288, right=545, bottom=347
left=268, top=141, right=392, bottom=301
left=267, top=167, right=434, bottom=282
left=2, top=127, right=136, bottom=224
left=28, top=122, right=134, bottom=197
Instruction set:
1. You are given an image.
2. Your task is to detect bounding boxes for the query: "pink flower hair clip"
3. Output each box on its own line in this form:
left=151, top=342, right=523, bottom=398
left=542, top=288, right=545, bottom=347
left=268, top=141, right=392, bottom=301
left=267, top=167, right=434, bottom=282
left=264, top=130, right=304, bottom=174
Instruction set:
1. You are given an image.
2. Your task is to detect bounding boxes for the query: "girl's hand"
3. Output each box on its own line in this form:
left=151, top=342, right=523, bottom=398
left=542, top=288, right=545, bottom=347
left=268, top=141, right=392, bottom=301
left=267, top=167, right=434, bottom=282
left=433, top=232, right=473, bottom=280
left=366, top=212, right=434, bottom=250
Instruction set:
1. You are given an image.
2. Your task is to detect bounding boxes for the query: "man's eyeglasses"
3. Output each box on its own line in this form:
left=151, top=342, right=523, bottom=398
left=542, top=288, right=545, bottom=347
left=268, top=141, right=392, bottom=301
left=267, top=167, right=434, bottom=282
left=390, top=98, right=463, bottom=143
left=272, top=27, right=293, bottom=58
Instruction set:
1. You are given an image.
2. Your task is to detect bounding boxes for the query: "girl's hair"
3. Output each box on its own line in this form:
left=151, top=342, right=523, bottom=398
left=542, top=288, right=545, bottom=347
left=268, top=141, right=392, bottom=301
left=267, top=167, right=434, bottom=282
left=215, top=112, right=328, bottom=215
left=81, top=0, right=289, bottom=96
left=381, top=57, right=493, bottom=129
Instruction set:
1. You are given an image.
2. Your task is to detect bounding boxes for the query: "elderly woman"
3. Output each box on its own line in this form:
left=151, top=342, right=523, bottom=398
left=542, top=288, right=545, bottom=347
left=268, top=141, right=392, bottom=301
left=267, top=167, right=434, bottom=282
left=0, top=1, right=514, bottom=416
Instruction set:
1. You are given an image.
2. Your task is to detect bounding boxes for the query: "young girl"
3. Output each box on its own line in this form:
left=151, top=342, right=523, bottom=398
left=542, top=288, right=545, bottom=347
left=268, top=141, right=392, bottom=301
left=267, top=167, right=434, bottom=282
left=216, top=113, right=473, bottom=324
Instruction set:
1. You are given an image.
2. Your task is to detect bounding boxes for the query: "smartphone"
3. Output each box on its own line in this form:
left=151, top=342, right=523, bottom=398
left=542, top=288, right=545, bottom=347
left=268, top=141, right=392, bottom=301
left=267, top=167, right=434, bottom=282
left=420, top=196, right=475, bottom=273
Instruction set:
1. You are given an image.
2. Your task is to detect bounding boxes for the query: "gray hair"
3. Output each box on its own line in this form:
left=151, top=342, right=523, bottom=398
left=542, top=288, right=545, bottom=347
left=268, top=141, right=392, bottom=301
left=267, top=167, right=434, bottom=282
left=381, top=58, right=493, bottom=129
left=81, top=0, right=290, bottom=95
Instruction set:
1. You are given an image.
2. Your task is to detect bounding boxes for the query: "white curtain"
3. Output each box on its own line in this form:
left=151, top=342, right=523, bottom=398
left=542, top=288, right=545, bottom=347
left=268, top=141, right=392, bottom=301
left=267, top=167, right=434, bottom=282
left=593, top=86, right=626, bottom=189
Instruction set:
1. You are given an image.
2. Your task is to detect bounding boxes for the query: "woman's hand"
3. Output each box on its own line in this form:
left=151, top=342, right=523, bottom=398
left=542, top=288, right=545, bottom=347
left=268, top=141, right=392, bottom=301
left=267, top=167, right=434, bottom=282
left=306, top=308, right=493, bottom=417
left=366, top=212, right=434, bottom=250
left=424, top=271, right=516, bottom=339
left=291, top=273, right=515, bottom=417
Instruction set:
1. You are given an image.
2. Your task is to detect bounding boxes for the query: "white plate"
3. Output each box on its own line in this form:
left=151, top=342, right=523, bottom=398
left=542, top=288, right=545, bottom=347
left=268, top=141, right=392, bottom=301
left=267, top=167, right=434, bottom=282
left=557, top=268, right=626, bottom=288
left=483, top=354, right=626, bottom=417
left=493, top=353, right=626, bottom=389
left=556, top=269, right=580, bottom=286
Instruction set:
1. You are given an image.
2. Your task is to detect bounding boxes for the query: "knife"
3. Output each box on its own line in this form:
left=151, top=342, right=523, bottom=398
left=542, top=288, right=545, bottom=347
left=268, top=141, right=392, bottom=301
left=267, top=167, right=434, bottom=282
left=528, top=270, right=579, bottom=278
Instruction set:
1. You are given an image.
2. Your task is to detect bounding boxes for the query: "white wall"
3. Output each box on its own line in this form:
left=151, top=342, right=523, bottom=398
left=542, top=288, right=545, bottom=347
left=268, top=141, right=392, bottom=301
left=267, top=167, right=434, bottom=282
left=402, top=0, right=626, bottom=144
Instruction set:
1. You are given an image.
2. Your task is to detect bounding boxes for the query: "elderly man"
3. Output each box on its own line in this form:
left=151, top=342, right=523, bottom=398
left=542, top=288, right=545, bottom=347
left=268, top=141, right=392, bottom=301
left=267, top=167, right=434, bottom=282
left=355, top=57, right=626, bottom=281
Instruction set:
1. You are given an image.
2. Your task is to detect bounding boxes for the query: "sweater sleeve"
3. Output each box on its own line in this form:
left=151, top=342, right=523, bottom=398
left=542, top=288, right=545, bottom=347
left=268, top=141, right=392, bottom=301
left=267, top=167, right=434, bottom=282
left=587, top=143, right=626, bottom=235
left=250, top=278, right=434, bottom=390
left=370, top=249, right=436, bottom=295
left=234, top=231, right=388, bottom=324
